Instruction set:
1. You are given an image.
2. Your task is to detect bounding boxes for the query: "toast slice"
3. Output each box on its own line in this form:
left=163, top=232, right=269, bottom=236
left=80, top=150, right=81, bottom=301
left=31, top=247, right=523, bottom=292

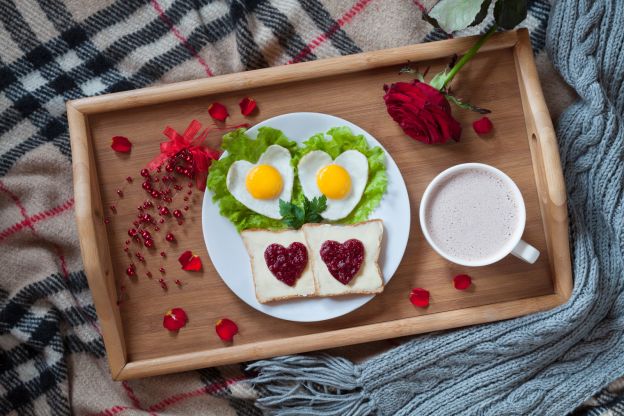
left=241, top=228, right=317, bottom=303
left=302, top=220, right=384, bottom=296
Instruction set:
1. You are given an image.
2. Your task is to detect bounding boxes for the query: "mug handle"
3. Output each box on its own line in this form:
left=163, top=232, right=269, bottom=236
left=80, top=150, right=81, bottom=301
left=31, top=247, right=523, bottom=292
left=511, top=240, right=540, bottom=264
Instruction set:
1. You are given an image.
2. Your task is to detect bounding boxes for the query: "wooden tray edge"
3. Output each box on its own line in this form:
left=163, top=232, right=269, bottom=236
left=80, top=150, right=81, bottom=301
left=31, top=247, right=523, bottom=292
left=67, top=103, right=127, bottom=378
left=116, top=293, right=566, bottom=380
left=513, top=29, right=573, bottom=300
left=68, top=31, right=519, bottom=115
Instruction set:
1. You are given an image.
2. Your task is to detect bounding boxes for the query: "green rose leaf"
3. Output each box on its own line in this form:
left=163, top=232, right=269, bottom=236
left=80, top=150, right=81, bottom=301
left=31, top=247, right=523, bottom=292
left=427, top=0, right=491, bottom=33
left=493, top=0, right=528, bottom=29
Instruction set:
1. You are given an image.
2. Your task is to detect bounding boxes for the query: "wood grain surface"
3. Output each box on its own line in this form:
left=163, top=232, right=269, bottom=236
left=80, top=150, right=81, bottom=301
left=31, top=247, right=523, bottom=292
left=69, top=29, right=572, bottom=380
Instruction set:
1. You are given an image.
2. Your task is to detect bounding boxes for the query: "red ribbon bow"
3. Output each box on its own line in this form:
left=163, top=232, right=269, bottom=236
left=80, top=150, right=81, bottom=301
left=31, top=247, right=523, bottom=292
left=147, top=120, right=221, bottom=191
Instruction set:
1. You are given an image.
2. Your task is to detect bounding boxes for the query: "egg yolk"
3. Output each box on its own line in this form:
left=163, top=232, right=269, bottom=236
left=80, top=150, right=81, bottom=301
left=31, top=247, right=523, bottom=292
left=246, top=165, right=283, bottom=199
left=317, top=164, right=351, bottom=199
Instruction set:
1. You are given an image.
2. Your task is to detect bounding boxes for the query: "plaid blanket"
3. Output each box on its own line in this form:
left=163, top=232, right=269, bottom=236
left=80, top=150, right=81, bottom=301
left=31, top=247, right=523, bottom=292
left=0, top=0, right=619, bottom=414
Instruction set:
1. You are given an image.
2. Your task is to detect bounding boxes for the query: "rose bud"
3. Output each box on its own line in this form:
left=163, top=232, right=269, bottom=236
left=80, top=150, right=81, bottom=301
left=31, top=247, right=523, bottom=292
left=383, top=80, right=461, bottom=144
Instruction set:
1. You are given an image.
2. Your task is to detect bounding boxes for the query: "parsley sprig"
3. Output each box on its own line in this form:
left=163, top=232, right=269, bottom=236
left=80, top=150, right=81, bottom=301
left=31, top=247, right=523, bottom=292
left=279, top=196, right=327, bottom=229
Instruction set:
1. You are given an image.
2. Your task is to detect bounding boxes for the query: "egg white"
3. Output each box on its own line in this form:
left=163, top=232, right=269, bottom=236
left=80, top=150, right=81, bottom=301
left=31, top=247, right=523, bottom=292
left=226, top=145, right=293, bottom=219
left=297, top=150, right=368, bottom=220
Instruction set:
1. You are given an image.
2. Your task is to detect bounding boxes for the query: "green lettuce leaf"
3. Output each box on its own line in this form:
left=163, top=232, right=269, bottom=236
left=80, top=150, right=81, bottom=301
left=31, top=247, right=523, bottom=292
left=293, top=126, right=388, bottom=224
left=206, top=127, right=298, bottom=232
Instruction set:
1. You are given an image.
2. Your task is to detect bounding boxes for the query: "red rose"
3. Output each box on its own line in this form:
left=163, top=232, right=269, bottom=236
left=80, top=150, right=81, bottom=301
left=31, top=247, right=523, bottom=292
left=383, top=81, right=462, bottom=144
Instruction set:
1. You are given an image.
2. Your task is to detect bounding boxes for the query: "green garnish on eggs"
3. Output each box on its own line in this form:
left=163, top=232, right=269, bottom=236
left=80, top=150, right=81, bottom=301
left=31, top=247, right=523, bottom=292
left=279, top=196, right=327, bottom=229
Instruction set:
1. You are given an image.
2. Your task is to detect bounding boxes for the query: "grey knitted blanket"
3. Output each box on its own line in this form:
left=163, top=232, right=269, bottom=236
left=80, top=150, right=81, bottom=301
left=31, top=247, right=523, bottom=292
left=250, top=0, right=624, bottom=414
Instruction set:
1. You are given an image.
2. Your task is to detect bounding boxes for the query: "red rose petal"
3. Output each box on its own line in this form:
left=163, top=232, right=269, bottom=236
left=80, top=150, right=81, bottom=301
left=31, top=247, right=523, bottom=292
left=473, top=117, right=493, bottom=135
left=409, top=288, right=430, bottom=308
left=239, top=97, right=257, bottom=116
left=111, top=136, right=132, bottom=153
left=178, top=250, right=202, bottom=271
left=215, top=318, right=238, bottom=341
left=163, top=307, right=188, bottom=331
left=453, top=274, right=472, bottom=290
left=208, top=102, right=229, bottom=121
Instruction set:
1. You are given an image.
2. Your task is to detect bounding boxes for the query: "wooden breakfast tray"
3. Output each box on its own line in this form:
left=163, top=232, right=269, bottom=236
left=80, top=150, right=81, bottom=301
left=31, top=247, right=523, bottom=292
left=68, top=29, right=572, bottom=380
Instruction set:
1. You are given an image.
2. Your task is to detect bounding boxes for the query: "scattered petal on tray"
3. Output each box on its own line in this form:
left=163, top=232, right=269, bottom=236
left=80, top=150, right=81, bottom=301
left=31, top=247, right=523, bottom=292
left=409, top=287, right=430, bottom=308
left=111, top=136, right=132, bottom=153
left=178, top=250, right=202, bottom=271
left=208, top=102, right=229, bottom=122
left=215, top=318, right=238, bottom=341
left=473, top=116, right=493, bottom=135
left=163, top=308, right=188, bottom=331
left=453, top=274, right=472, bottom=290
left=239, top=97, right=257, bottom=116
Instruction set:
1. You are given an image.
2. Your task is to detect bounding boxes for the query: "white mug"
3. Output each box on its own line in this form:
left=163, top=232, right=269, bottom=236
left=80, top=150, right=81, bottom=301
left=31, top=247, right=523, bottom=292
left=419, top=163, right=540, bottom=267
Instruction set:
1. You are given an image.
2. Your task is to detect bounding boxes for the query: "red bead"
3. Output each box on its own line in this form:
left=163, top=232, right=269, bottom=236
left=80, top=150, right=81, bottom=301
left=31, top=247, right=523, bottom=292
left=175, top=279, right=182, bottom=286
left=140, top=168, right=150, bottom=178
left=146, top=271, right=153, bottom=278
left=158, top=278, right=164, bottom=283
left=154, top=177, right=159, bottom=183
left=187, top=190, right=192, bottom=195
left=116, top=189, right=123, bottom=197
left=142, top=181, right=152, bottom=191
left=109, top=205, right=117, bottom=213
left=156, top=166, right=162, bottom=173
left=183, top=206, right=189, bottom=211
left=183, top=196, right=189, bottom=201
left=174, top=185, right=182, bottom=191
left=165, top=164, right=174, bottom=172
left=133, top=221, right=139, bottom=227
left=159, top=207, right=170, bottom=216
left=159, top=267, right=165, bottom=274
left=177, top=220, right=184, bottom=225
left=173, top=209, right=183, bottom=219
left=188, top=182, right=193, bottom=188
left=123, top=247, right=129, bottom=252
left=154, top=226, right=160, bottom=231
left=143, top=201, right=153, bottom=209
left=126, top=176, right=133, bottom=183
left=144, top=239, right=154, bottom=248
left=128, top=228, right=138, bottom=237
left=125, top=240, right=130, bottom=245
left=151, top=190, right=160, bottom=199
left=165, top=233, right=175, bottom=242
left=126, top=265, right=136, bottom=277
left=159, top=218, right=165, bottom=224
left=160, top=251, right=166, bottom=257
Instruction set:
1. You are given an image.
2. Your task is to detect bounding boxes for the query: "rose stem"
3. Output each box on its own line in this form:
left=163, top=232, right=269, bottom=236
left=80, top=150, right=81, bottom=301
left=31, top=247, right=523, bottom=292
left=441, top=24, right=498, bottom=89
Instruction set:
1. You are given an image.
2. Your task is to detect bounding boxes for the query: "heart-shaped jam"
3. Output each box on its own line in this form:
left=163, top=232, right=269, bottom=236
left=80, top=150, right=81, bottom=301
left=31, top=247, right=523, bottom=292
left=264, top=242, right=308, bottom=286
left=320, top=239, right=365, bottom=285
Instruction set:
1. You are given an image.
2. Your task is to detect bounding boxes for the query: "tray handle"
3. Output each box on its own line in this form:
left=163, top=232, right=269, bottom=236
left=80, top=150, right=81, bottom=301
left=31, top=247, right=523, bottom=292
left=67, top=103, right=128, bottom=378
left=514, top=29, right=573, bottom=300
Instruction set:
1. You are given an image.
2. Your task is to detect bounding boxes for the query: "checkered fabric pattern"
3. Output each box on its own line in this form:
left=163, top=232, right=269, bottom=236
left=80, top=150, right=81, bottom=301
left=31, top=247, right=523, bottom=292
left=0, top=0, right=619, bottom=415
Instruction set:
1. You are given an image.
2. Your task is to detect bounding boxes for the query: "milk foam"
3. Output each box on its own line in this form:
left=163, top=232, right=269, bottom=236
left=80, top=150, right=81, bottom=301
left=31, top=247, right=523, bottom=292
left=425, top=168, right=519, bottom=262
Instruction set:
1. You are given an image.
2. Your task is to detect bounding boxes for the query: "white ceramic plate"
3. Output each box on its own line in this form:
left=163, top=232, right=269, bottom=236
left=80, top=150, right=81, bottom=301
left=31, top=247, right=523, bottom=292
left=202, top=112, right=410, bottom=322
